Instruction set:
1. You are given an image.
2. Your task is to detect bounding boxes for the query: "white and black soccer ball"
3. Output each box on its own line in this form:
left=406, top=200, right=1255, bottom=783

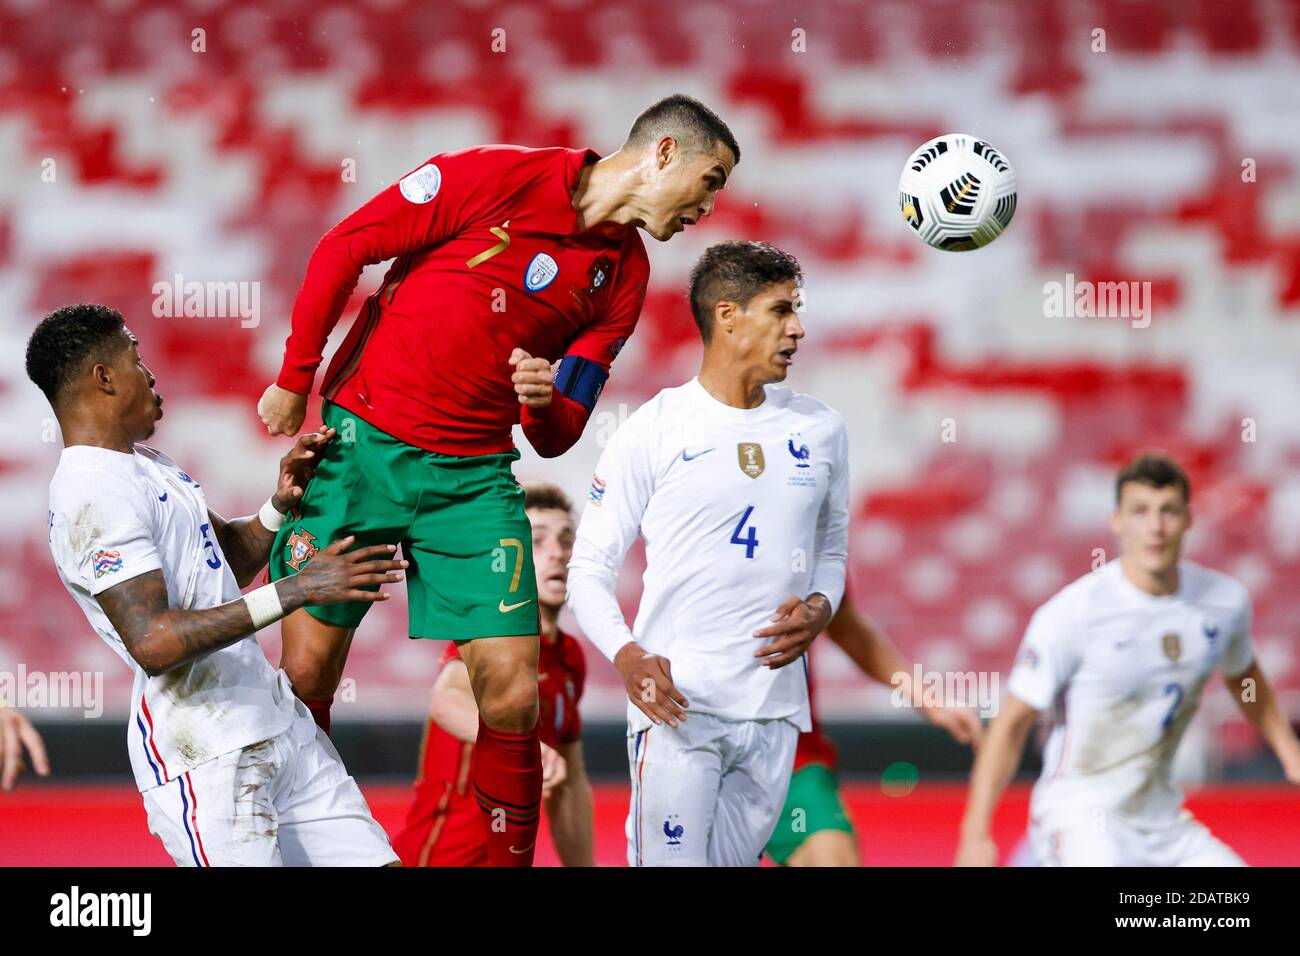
left=898, top=133, right=1016, bottom=251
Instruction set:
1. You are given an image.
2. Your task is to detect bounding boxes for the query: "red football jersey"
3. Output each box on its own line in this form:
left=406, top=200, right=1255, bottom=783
left=277, top=145, right=649, bottom=457
left=393, top=630, right=587, bottom=866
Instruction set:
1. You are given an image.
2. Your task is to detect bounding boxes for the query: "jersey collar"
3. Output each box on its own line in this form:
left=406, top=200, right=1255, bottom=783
left=540, top=147, right=602, bottom=236
left=59, top=443, right=140, bottom=473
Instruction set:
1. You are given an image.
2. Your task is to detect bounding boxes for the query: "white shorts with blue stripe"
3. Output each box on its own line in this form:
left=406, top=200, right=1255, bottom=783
left=140, top=702, right=396, bottom=867
left=626, top=713, right=799, bottom=867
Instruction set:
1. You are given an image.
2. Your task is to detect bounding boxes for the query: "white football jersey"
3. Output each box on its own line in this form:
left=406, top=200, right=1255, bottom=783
left=568, top=377, right=850, bottom=732
left=1007, top=559, right=1254, bottom=827
left=48, top=444, right=297, bottom=792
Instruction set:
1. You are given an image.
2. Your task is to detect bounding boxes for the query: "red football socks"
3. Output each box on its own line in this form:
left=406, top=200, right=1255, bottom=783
left=304, top=696, right=333, bottom=735
left=472, top=718, right=542, bottom=867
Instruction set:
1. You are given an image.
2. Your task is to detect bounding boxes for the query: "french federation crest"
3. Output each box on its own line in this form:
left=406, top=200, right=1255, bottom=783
left=286, top=528, right=319, bottom=571
left=1162, top=632, right=1181, bottom=662
left=737, top=442, right=765, bottom=479
left=787, top=433, right=811, bottom=468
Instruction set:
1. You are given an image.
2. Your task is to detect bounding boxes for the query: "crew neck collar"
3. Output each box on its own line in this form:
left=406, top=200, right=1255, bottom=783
left=545, top=147, right=602, bottom=236
left=688, top=377, right=777, bottom=422
left=1112, top=559, right=1184, bottom=602
left=60, top=443, right=138, bottom=465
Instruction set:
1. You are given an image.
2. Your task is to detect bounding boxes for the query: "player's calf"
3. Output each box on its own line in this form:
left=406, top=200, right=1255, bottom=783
left=459, top=635, right=544, bottom=866
left=279, top=611, right=355, bottom=733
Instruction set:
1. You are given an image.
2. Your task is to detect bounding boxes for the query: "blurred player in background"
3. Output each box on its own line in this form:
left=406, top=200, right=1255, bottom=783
left=258, top=94, right=738, bottom=866
left=393, top=482, right=592, bottom=866
left=569, top=241, right=849, bottom=866
left=0, top=707, right=49, bottom=792
left=767, top=590, right=983, bottom=866
left=956, top=453, right=1300, bottom=867
left=28, top=304, right=405, bottom=866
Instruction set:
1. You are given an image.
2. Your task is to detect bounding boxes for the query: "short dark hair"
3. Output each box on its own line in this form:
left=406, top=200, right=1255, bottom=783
left=626, top=93, right=740, bottom=164
left=523, top=481, right=573, bottom=515
left=1115, top=452, right=1191, bottom=504
left=25, top=303, right=128, bottom=407
left=688, top=241, right=802, bottom=343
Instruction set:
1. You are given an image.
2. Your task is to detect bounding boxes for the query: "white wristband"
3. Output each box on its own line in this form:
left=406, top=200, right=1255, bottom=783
left=243, top=582, right=284, bottom=630
left=258, top=497, right=287, bottom=532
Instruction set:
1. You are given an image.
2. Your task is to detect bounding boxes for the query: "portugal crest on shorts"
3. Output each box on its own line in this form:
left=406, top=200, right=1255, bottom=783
left=1162, top=631, right=1181, bottom=662
left=737, top=442, right=765, bottom=479
left=286, top=528, right=319, bottom=571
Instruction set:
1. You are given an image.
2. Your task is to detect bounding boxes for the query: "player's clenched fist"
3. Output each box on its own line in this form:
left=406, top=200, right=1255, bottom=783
left=508, top=348, right=554, bottom=408
left=614, top=642, right=689, bottom=728
left=258, top=383, right=308, bottom=437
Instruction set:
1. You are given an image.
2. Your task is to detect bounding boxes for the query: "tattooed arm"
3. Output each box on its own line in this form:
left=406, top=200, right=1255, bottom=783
left=96, top=538, right=406, bottom=677
left=208, top=427, right=336, bottom=587
left=207, top=511, right=275, bottom=588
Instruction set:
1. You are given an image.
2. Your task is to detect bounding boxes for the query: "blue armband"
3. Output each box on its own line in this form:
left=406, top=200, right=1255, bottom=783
left=553, top=355, right=608, bottom=411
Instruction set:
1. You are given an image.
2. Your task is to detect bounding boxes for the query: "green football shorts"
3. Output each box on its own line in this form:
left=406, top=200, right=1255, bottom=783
left=269, top=400, right=539, bottom=640
left=765, top=763, right=856, bottom=865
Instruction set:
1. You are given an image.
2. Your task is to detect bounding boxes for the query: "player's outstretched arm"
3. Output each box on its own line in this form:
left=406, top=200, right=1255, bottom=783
left=266, top=151, right=498, bottom=434
left=1225, top=661, right=1300, bottom=785
left=209, top=427, right=336, bottom=586
left=825, top=599, right=907, bottom=684
left=427, top=658, right=480, bottom=744
left=0, top=706, right=50, bottom=792
left=826, top=602, right=983, bottom=747
left=955, top=694, right=1039, bottom=866
left=545, top=740, right=594, bottom=867
left=568, top=400, right=685, bottom=722
left=96, top=539, right=406, bottom=677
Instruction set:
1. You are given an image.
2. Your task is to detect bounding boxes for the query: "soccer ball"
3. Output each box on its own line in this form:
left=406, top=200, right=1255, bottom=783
left=898, top=133, right=1016, bottom=251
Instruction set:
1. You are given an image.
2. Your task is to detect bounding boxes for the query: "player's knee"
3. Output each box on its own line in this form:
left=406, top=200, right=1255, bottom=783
left=478, top=673, right=539, bottom=732
left=281, top=648, right=343, bottom=700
